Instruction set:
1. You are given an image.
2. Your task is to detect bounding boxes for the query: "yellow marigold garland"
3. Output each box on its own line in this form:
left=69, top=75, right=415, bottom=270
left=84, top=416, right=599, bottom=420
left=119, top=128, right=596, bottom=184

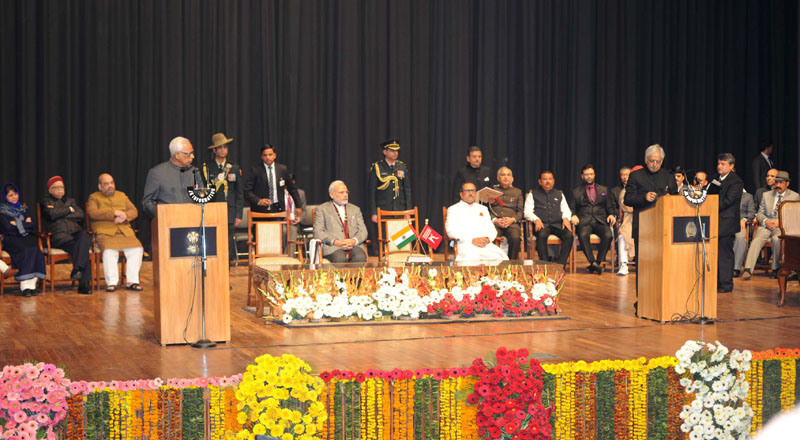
left=554, top=371, right=575, bottom=439
left=459, top=377, right=478, bottom=440
left=780, top=358, right=795, bottom=410
left=629, top=364, right=647, bottom=440
left=129, top=390, right=142, bottom=440
left=749, top=359, right=763, bottom=433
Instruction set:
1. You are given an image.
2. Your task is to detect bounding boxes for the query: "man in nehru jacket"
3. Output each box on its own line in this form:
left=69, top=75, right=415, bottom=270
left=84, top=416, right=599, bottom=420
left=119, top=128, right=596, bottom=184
left=524, top=170, right=574, bottom=269
left=489, top=167, right=523, bottom=260
left=40, top=176, right=92, bottom=294
left=368, top=138, right=412, bottom=223
left=203, top=132, right=244, bottom=261
left=142, top=136, right=198, bottom=217
left=446, top=182, right=508, bottom=262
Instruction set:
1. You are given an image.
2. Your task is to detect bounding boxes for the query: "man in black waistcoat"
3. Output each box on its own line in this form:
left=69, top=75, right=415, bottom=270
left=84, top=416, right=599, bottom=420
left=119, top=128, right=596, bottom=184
left=569, top=164, right=616, bottom=274
left=624, top=144, right=678, bottom=312
left=40, top=176, right=92, bottom=294
left=452, top=146, right=493, bottom=202
left=523, top=170, right=574, bottom=268
left=203, top=133, right=244, bottom=262
left=706, top=153, right=743, bottom=293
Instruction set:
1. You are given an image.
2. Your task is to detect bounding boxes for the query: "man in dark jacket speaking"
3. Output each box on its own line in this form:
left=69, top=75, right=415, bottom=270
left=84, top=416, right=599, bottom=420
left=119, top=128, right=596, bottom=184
left=707, top=153, right=743, bottom=293
left=41, top=176, right=92, bottom=294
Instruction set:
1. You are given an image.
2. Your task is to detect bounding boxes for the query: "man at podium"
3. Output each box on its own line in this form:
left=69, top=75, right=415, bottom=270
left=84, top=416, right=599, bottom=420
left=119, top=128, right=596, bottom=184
left=142, top=137, right=198, bottom=217
left=623, top=144, right=678, bottom=302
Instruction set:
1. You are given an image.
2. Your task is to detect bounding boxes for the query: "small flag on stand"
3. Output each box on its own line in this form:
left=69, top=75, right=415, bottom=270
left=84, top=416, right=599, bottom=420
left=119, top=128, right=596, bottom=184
left=391, top=224, right=417, bottom=249
left=419, top=223, right=443, bottom=250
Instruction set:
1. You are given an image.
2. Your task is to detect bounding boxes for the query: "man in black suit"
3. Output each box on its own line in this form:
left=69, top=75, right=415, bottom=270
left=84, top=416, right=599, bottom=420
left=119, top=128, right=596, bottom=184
left=243, top=144, right=303, bottom=219
left=452, top=146, right=493, bottom=201
left=624, top=144, right=678, bottom=312
left=707, top=153, right=743, bottom=293
left=569, top=164, right=616, bottom=274
left=749, top=140, right=775, bottom=193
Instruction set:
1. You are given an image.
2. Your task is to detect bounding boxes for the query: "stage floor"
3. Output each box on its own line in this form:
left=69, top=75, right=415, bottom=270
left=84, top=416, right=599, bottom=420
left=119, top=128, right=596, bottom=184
left=1, top=256, right=799, bottom=381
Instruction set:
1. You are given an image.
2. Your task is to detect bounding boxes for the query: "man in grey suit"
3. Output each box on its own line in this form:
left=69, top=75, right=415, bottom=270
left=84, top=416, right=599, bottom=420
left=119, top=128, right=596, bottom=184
left=742, top=171, right=800, bottom=279
left=313, top=180, right=368, bottom=263
left=733, top=189, right=756, bottom=277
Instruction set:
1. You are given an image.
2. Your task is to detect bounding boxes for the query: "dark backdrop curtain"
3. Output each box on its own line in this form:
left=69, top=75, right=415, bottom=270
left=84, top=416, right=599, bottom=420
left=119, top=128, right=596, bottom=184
left=1, top=0, right=796, bottom=248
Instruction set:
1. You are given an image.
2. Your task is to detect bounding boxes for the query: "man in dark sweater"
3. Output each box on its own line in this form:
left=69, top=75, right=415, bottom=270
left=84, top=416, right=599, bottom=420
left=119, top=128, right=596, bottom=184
left=523, top=170, right=574, bottom=268
left=707, top=153, right=743, bottom=293
left=452, top=146, right=492, bottom=201
left=569, top=164, right=616, bottom=274
left=40, top=176, right=92, bottom=294
left=624, top=144, right=678, bottom=309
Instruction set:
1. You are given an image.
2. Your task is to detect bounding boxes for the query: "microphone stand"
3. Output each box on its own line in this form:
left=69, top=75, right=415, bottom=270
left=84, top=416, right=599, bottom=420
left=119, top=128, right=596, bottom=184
left=188, top=172, right=217, bottom=348
left=694, top=203, right=714, bottom=325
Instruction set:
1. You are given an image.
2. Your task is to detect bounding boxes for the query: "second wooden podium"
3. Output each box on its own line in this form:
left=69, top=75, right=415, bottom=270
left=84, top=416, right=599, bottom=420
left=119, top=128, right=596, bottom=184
left=638, top=195, right=718, bottom=322
left=152, top=202, right=230, bottom=345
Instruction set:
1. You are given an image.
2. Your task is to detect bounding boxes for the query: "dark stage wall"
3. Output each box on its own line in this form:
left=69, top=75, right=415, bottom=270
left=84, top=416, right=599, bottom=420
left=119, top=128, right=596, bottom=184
left=1, top=0, right=797, bottom=246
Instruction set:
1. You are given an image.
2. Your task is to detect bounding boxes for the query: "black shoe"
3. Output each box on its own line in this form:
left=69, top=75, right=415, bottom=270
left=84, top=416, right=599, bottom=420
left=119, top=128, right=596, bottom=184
left=770, top=270, right=778, bottom=279
left=742, top=269, right=752, bottom=280
left=595, top=263, right=604, bottom=274
left=788, top=272, right=799, bottom=282
left=733, top=269, right=741, bottom=278
left=21, top=289, right=34, bottom=297
left=77, top=283, right=92, bottom=295
left=586, top=264, right=596, bottom=274
left=70, top=269, right=83, bottom=281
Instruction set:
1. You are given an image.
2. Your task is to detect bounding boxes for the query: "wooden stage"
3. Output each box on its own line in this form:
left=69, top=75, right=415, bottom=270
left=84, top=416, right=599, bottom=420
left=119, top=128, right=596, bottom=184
left=1, top=256, right=799, bottom=382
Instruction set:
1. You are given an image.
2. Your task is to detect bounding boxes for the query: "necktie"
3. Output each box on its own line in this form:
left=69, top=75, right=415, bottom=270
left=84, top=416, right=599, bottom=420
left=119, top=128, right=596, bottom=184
left=266, top=165, right=273, bottom=201
left=775, top=193, right=783, bottom=216
left=587, top=185, right=596, bottom=204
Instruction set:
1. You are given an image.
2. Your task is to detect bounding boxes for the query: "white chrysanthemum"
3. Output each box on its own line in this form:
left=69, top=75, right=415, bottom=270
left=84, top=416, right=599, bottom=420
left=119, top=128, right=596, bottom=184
left=282, top=314, right=293, bottom=324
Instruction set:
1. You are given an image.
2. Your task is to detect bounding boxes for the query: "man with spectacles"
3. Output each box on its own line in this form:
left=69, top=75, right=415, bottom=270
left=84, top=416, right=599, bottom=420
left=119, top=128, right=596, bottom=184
left=623, top=144, right=678, bottom=312
left=142, top=136, right=199, bottom=217
left=445, top=182, right=508, bottom=262
left=313, top=180, right=368, bottom=263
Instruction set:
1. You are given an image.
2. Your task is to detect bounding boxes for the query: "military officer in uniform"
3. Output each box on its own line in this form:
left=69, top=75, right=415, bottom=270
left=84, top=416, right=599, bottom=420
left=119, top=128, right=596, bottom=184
left=203, top=132, right=244, bottom=262
left=368, top=138, right=412, bottom=223
left=489, top=167, right=523, bottom=259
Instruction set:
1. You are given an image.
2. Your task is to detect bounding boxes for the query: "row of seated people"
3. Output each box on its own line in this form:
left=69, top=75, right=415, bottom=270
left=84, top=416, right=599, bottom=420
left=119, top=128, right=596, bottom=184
left=0, top=174, right=142, bottom=296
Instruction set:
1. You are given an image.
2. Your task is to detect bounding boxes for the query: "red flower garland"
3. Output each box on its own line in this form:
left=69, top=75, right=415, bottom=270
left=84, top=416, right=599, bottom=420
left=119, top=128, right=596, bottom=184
left=467, top=347, right=553, bottom=440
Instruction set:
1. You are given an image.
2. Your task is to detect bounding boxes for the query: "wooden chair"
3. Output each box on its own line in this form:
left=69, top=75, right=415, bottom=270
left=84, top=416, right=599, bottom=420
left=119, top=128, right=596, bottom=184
left=777, top=200, right=800, bottom=306
left=246, top=210, right=304, bottom=306
left=588, top=228, right=616, bottom=268
left=525, top=220, right=576, bottom=273
left=37, top=203, right=75, bottom=292
left=308, top=207, right=369, bottom=264
left=376, top=207, right=428, bottom=263
left=442, top=206, right=458, bottom=260
left=0, top=235, right=26, bottom=295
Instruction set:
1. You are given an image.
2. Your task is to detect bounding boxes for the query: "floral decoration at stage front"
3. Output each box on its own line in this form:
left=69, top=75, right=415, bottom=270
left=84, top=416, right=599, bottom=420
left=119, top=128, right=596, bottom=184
left=259, top=264, right=564, bottom=323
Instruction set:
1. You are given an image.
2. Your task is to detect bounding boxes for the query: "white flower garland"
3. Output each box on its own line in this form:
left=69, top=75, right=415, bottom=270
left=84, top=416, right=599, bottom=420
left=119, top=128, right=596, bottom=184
left=675, top=340, right=754, bottom=440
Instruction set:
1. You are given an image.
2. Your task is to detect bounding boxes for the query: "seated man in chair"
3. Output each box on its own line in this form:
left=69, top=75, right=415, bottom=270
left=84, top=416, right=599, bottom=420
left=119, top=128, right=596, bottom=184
left=40, top=176, right=92, bottom=294
left=313, top=180, right=368, bottom=263
left=87, top=173, right=144, bottom=292
left=446, top=182, right=508, bottom=262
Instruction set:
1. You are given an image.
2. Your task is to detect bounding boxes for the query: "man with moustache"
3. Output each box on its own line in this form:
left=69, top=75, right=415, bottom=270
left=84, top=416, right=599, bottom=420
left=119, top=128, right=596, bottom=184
left=452, top=146, right=493, bottom=201
left=203, top=133, right=244, bottom=261
left=446, top=182, right=508, bottom=262
left=243, top=144, right=303, bottom=219
left=706, top=153, right=744, bottom=293
left=524, top=170, right=574, bottom=268
left=368, top=138, right=412, bottom=223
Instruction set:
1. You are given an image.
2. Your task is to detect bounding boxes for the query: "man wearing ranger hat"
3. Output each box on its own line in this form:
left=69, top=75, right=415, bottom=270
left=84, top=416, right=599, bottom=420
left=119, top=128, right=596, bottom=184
left=367, top=138, right=412, bottom=223
left=203, top=132, right=244, bottom=262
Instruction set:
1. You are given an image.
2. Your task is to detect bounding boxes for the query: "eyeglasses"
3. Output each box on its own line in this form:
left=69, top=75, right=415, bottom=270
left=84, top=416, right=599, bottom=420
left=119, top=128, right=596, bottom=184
left=645, top=158, right=662, bottom=164
left=461, top=189, right=477, bottom=193
left=178, top=150, right=195, bottom=156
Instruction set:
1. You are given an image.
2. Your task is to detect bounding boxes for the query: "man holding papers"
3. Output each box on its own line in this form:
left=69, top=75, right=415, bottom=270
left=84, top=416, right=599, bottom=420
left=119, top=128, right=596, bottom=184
left=445, top=182, right=509, bottom=262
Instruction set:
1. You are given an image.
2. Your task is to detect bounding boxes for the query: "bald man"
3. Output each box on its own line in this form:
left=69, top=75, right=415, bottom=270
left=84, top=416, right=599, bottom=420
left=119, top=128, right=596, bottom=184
left=87, top=173, right=144, bottom=292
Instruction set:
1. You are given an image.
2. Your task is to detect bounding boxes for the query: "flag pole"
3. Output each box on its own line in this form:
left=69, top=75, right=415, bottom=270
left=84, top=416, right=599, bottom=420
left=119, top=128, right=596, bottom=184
left=407, top=217, right=430, bottom=259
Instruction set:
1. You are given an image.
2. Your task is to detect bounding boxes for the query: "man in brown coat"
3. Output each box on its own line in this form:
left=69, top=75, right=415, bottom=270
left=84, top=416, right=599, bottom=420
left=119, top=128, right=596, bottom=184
left=489, top=167, right=524, bottom=259
left=86, top=173, right=144, bottom=292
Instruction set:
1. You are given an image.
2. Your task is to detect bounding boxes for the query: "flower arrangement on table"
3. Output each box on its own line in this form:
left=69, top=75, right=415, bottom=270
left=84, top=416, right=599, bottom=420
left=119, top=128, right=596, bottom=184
left=271, top=265, right=563, bottom=323
left=0, top=362, right=71, bottom=440
left=674, top=340, right=754, bottom=440
left=235, top=354, right=327, bottom=440
left=465, top=347, right=553, bottom=439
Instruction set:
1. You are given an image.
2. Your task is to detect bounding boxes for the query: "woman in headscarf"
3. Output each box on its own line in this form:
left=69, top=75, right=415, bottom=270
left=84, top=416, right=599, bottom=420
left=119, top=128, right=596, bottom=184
left=0, top=183, right=46, bottom=296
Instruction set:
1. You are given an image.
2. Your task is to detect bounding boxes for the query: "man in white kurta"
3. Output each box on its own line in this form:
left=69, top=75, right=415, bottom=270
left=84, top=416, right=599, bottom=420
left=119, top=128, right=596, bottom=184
left=446, top=182, right=509, bottom=262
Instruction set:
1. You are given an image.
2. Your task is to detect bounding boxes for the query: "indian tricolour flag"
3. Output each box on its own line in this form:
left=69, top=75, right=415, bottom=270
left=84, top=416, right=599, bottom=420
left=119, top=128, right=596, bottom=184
left=391, top=224, right=417, bottom=249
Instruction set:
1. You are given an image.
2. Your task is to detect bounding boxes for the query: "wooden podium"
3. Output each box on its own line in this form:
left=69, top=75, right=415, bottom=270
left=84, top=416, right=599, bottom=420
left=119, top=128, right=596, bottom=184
left=152, top=203, right=230, bottom=345
left=638, top=195, right=718, bottom=322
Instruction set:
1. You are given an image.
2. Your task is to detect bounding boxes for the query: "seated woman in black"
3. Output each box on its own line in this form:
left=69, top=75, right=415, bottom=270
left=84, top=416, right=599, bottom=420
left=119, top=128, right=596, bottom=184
left=0, top=183, right=45, bottom=296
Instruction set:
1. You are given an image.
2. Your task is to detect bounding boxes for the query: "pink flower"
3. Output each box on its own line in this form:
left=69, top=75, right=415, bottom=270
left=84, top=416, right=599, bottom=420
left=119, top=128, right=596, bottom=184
left=42, top=364, right=56, bottom=375
left=13, top=411, right=28, bottom=423
left=35, top=413, right=49, bottom=424
left=109, top=381, right=120, bottom=390
left=198, top=377, right=210, bottom=387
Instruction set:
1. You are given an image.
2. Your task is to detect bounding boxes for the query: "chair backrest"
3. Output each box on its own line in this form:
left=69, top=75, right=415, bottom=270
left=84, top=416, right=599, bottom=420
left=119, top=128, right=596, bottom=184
left=377, top=207, right=420, bottom=259
left=779, top=200, right=800, bottom=236
left=442, top=206, right=458, bottom=259
left=300, top=204, right=317, bottom=227
left=248, top=210, right=289, bottom=256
